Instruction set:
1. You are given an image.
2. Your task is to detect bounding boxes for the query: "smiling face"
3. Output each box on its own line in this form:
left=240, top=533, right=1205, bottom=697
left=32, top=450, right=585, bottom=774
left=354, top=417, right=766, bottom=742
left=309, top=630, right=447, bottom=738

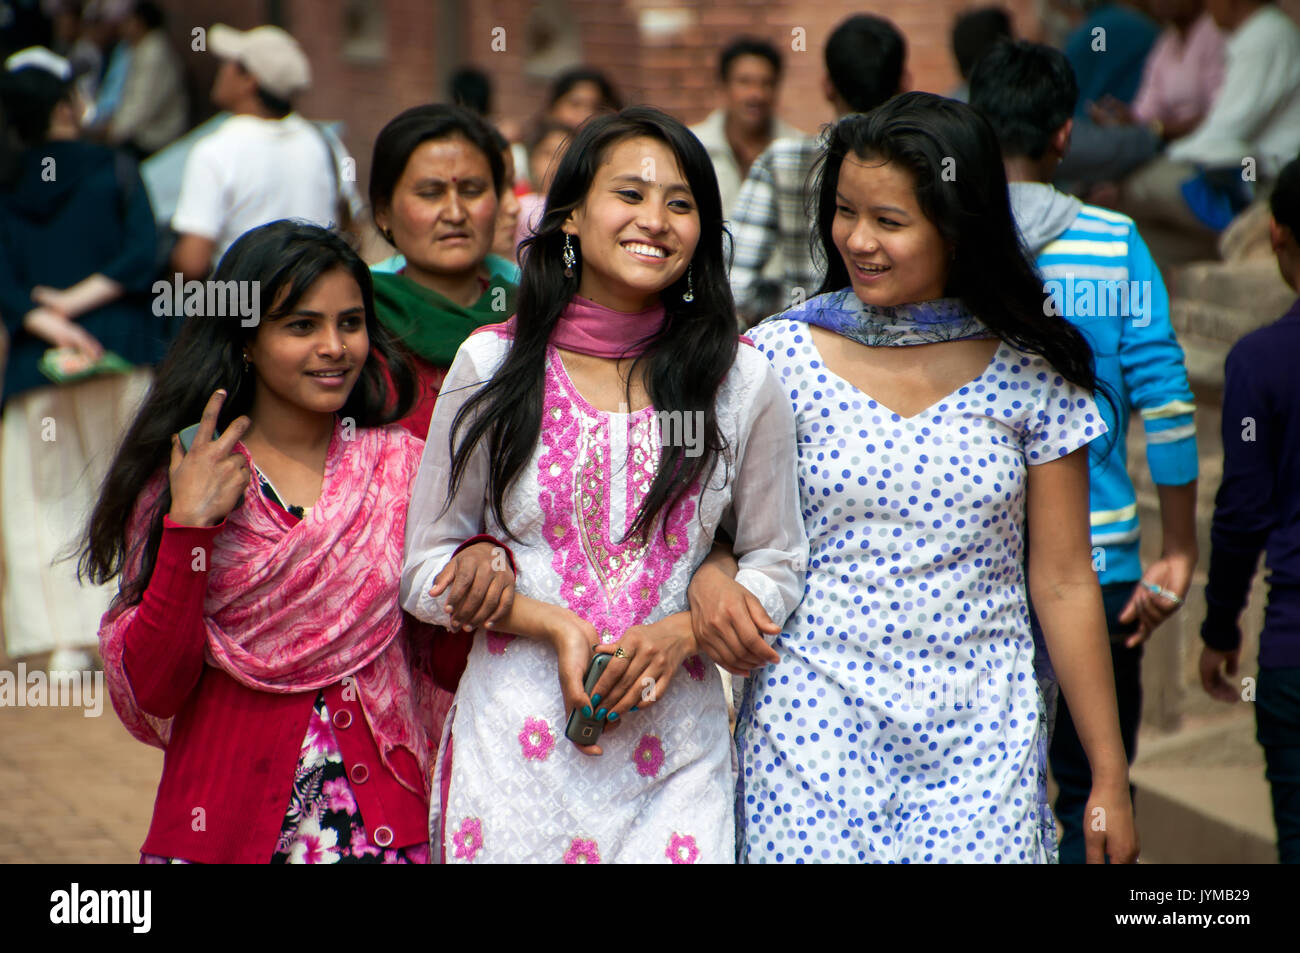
left=562, top=135, right=701, bottom=313
left=245, top=267, right=370, bottom=420
left=831, top=155, right=950, bottom=309
left=374, top=134, right=499, bottom=284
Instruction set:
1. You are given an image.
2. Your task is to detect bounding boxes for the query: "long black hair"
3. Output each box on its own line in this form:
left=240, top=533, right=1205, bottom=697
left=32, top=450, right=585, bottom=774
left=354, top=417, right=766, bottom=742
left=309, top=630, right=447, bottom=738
left=78, top=220, right=417, bottom=605
left=447, top=105, right=737, bottom=542
left=813, top=91, right=1099, bottom=395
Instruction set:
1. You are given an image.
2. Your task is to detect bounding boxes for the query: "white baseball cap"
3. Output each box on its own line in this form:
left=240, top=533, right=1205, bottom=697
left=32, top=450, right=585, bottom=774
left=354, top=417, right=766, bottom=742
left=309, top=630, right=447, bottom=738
left=4, top=46, right=73, bottom=80
left=209, top=24, right=311, bottom=100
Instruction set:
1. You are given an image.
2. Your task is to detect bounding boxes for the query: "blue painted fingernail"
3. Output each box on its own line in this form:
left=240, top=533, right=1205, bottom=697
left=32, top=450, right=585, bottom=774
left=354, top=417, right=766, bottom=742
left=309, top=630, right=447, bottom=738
left=630, top=706, right=639, bottom=712
left=582, top=706, right=592, bottom=718
left=596, top=708, right=607, bottom=720
left=592, top=694, right=602, bottom=705
left=607, top=711, right=619, bottom=722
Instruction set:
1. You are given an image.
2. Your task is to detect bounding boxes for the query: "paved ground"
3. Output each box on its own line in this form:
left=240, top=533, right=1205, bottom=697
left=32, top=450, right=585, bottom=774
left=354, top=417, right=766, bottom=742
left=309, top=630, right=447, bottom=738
left=0, top=646, right=1276, bottom=864
left=1, top=681, right=161, bottom=863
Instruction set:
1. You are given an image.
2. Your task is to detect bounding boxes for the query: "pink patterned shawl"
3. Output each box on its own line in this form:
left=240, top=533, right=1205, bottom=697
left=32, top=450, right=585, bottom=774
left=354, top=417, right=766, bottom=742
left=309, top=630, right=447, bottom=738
left=98, top=419, right=448, bottom=797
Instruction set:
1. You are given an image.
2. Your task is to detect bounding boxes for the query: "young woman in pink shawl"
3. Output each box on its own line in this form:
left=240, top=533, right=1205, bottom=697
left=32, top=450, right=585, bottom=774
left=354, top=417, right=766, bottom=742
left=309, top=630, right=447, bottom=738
left=79, top=221, right=515, bottom=863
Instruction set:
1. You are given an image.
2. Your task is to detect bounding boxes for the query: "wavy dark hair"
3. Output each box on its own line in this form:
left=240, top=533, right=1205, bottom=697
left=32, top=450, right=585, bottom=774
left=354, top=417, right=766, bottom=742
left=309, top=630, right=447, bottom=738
left=447, top=105, right=737, bottom=542
left=78, top=220, right=417, bottom=606
left=813, top=91, right=1100, bottom=396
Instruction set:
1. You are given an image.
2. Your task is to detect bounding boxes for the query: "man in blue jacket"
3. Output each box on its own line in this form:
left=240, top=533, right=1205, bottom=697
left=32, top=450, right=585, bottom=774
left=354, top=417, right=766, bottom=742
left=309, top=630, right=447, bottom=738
left=971, top=41, right=1199, bottom=863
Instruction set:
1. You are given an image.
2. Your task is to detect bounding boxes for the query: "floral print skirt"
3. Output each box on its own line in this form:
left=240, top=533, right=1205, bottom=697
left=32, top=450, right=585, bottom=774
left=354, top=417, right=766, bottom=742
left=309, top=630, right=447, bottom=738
left=143, top=693, right=429, bottom=864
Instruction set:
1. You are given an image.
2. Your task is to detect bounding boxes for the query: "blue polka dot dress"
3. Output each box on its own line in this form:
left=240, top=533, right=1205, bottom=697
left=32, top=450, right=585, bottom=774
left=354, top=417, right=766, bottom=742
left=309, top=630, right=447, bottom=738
left=737, top=318, right=1107, bottom=863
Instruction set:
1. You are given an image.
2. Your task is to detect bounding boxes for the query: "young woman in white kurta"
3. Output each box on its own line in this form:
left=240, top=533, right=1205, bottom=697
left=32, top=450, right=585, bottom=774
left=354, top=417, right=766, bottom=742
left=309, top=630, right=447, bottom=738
left=400, top=107, right=807, bottom=863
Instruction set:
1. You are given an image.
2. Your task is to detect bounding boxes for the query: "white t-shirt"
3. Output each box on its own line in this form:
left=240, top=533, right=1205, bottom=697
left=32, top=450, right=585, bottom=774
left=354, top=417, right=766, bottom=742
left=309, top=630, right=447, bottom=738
left=1167, top=5, right=1300, bottom=176
left=171, top=113, right=360, bottom=265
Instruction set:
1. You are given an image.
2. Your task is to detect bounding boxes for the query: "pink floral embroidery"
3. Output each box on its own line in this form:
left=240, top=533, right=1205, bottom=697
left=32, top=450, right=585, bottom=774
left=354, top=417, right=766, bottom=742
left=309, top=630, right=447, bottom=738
left=666, top=833, right=699, bottom=864
left=536, top=351, right=697, bottom=648
left=322, top=777, right=356, bottom=815
left=633, top=733, right=665, bottom=778
left=487, top=631, right=515, bottom=654
left=563, top=838, right=601, bottom=864
left=452, top=817, right=483, bottom=862
left=682, top=655, right=706, bottom=681
left=518, top=716, right=556, bottom=761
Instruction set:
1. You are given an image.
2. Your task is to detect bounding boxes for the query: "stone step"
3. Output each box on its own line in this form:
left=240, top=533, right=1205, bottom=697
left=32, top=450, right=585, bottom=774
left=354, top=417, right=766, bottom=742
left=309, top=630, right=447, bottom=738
left=1128, top=712, right=1277, bottom=864
left=1168, top=260, right=1294, bottom=324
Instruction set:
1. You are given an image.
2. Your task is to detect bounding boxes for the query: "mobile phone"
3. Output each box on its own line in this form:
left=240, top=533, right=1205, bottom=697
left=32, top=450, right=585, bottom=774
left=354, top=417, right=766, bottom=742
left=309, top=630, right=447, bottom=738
left=178, top=423, right=201, bottom=452
left=564, top=652, right=613, bottom=745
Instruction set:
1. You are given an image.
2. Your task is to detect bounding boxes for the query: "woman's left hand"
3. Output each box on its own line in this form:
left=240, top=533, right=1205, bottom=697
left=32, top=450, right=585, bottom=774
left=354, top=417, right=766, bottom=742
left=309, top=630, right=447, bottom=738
left=1083, top=779, right=1139, bottom=864
left=587, top=614, right=697, bottom=723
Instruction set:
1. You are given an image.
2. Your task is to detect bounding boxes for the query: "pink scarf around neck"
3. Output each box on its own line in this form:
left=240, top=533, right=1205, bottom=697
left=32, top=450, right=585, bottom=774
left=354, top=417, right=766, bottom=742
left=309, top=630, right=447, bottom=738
left=493, top=294, right=667, bottom=356
left=98, top=419, right=445, bottom=797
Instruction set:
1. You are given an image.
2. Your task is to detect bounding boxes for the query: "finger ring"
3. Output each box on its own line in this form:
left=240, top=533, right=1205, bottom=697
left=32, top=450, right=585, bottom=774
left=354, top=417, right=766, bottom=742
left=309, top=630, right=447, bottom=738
left=614, top=646, right=629, bottom=659
left=1143, top=582, right=1184, bottom=607
left=591, top=644, right=599, bottom=654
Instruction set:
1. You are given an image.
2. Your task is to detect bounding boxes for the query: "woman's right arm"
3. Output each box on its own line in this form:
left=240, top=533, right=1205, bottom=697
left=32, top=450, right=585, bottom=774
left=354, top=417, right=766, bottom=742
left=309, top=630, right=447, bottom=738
left=402, top=337, right=512, bottom=629
left=120, top=518, right=221, bottom=716
left=122, top=389, right=252, bottom=715
left=399, top=337, right=605, bottom=748
left=689, top=354, right=807, bottom=673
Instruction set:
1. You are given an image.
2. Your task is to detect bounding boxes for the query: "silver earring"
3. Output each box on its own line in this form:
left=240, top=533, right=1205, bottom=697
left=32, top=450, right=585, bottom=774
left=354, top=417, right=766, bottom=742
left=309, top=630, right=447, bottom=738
left=562, top=234, right=577, bottom=277
left=682, top=265, right=694, bottom=303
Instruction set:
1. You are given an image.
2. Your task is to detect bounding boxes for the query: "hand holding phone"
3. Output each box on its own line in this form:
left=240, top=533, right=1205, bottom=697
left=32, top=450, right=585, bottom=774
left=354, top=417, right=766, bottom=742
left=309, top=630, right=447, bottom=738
left=565, top=652, right=612, bottom=747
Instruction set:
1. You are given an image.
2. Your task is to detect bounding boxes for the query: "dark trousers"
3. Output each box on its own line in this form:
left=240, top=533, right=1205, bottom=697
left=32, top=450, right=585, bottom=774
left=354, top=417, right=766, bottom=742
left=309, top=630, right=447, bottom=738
left=1040, top=582, right=1142, bottom=864
left=1257, top=666, right=1300, bottom=864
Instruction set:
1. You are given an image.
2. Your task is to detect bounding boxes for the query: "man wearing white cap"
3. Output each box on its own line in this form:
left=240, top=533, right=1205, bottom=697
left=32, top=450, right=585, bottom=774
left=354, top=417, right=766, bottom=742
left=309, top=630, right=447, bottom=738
left=170, top=24, right=359, bottom=277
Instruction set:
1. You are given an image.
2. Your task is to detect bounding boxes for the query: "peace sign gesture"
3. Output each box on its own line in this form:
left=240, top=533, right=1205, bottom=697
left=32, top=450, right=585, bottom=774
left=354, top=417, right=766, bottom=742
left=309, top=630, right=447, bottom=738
left=167, top=389, right=253, bottom=528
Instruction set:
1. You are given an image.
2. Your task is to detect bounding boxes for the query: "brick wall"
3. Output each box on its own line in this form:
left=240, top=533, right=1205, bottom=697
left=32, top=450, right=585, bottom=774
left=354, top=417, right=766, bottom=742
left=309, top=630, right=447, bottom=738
left=155, top=0, right=1049, bottom=197
left=153, top=0, right=1300, bottom=206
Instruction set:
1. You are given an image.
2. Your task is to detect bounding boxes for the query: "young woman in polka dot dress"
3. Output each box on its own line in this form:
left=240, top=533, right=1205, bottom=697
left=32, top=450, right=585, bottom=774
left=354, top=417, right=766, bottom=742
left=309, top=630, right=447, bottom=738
left=689, top=93, right=1139, bottom=863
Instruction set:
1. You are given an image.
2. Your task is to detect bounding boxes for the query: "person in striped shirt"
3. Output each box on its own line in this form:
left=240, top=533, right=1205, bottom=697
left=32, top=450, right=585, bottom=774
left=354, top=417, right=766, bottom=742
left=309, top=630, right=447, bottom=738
left=971, top=40, right=1199, bottom=864
left=727, top=14, right=906, bottom=325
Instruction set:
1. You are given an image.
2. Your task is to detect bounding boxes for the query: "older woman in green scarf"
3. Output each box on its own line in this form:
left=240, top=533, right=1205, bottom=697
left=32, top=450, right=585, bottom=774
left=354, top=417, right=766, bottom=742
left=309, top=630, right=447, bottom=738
left=369, top=104, right=518, bottom=438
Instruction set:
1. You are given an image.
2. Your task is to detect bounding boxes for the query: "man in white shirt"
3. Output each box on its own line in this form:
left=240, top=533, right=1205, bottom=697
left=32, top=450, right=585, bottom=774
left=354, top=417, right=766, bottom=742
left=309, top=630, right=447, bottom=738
left=1118, top=0, right=1300, bottom=266
left=689, top=37, right=801, bottom=222
left=171, top=24, right=358, bottom=278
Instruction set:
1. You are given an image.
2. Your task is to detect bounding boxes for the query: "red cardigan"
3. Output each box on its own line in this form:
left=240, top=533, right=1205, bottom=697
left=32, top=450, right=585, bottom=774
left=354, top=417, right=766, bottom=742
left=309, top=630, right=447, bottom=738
left=393, top=355, right=449, bottom=441
left=123, top=515, right=429, bottom=863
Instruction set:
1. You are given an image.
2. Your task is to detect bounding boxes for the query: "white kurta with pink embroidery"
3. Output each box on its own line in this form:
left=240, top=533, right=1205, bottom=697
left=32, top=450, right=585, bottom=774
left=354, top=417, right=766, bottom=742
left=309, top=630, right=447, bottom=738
left=401, top=328, right=807, bottom=864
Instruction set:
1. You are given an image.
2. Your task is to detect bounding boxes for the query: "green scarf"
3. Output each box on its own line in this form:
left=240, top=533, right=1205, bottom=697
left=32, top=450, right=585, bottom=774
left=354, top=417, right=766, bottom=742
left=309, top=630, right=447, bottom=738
left=371, top=270, right=518, bottom=367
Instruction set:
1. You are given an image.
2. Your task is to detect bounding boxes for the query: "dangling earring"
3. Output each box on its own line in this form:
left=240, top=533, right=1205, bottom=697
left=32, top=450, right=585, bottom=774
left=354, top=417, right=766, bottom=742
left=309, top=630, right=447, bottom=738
left=242, top=352, right=251, bottom=372
left=562, top=234, right=577, bottom=278
left=682, top=265, right=694, bottom=303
